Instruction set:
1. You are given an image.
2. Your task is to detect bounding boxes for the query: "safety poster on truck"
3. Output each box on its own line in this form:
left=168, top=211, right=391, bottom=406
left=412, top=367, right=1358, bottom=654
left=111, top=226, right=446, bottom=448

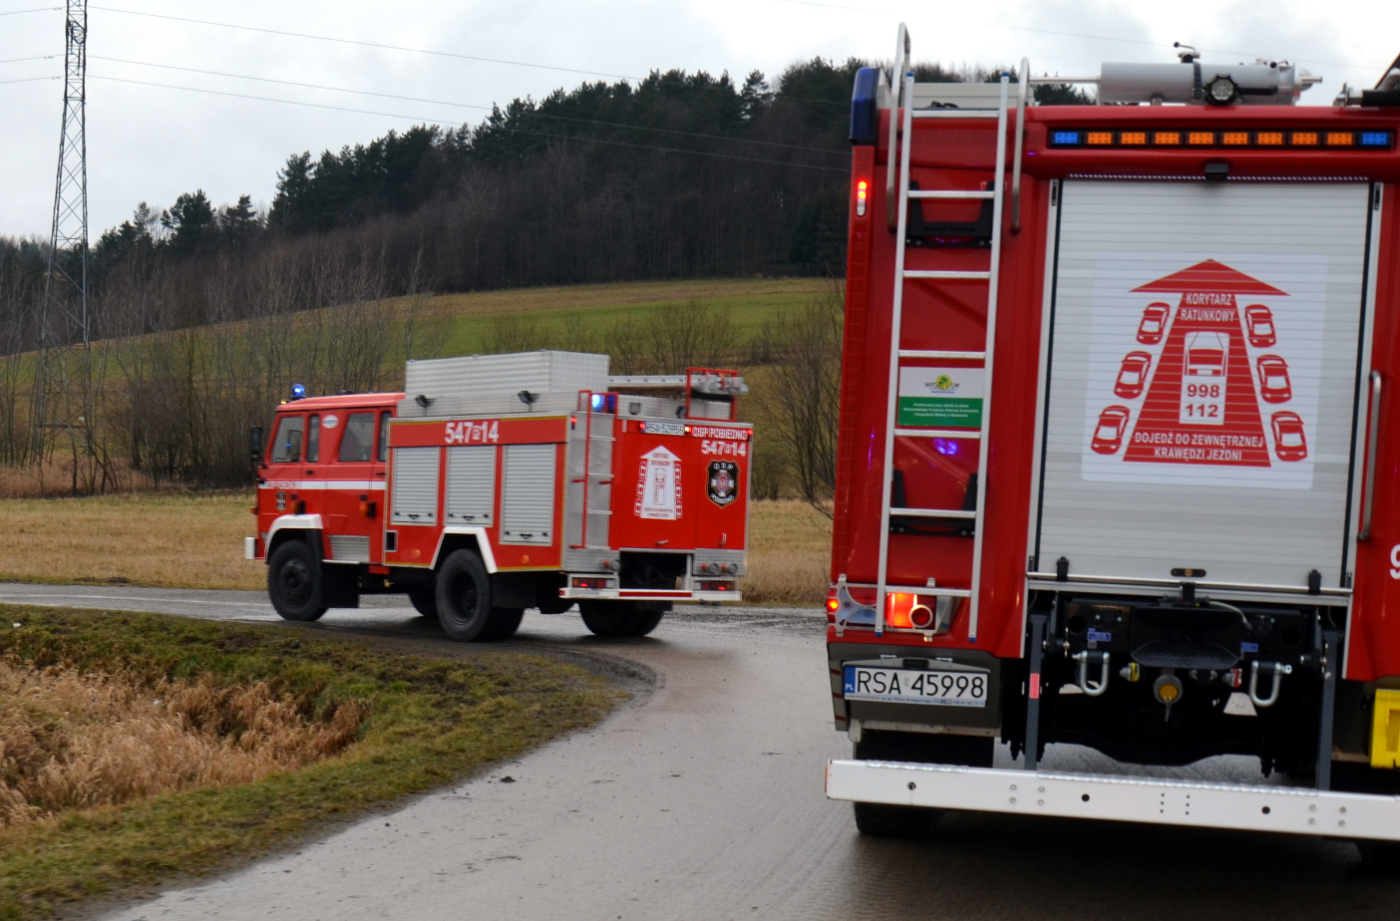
left=1079, top=257, right=1323, bottom=490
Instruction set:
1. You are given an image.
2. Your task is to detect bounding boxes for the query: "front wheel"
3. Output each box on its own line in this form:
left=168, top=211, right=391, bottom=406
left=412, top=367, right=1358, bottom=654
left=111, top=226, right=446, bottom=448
left=408, top=589, right=439, bottom=619
left=435, top=550, right=493, bottom=642
left=480, top=607, right=524, bottom=641
left=268, top=540, right=328, bottom=622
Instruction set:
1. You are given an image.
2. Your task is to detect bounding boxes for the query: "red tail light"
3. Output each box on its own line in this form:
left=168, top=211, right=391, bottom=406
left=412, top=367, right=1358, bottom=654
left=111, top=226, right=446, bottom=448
left=885, top=592, right=915, bottom=629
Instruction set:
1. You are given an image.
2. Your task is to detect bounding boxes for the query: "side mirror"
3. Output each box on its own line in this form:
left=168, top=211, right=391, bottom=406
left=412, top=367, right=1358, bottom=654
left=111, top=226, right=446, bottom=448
left=249, top=425, right=264, bottom=468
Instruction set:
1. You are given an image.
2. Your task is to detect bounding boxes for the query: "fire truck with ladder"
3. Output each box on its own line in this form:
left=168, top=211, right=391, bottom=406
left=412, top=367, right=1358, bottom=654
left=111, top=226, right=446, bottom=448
left=824, top=25, right=1400, bottom=846
left=246, top=351, right=752, bottom=641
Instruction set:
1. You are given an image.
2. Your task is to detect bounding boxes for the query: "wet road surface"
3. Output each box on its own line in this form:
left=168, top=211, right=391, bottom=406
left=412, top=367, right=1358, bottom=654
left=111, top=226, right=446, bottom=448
left=0, top=584, right=1395, bottom=920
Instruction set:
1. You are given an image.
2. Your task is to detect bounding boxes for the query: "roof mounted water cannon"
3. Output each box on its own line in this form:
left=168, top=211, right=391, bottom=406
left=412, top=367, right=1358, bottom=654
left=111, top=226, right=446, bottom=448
left=1095, top=58, right=1321, bottom=106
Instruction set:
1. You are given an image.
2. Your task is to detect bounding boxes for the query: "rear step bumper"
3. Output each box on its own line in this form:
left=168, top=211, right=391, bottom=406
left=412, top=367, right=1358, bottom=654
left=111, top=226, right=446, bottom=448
left=825, top=759, right=1400, bottom=841
left=560, top=588, right=741, bottom=602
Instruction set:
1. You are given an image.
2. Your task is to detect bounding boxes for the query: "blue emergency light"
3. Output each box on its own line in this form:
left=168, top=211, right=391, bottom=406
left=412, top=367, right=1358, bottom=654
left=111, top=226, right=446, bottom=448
left=290, top=383, right=306, bottom=400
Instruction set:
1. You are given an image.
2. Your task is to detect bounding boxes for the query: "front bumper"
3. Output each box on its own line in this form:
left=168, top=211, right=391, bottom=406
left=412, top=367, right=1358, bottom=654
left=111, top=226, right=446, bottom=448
left=826, top=760, right=1400, bottom=841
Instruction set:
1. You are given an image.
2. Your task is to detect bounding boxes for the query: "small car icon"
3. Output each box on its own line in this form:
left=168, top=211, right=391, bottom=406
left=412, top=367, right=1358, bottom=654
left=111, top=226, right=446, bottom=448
left=1091, top=406, right=1132, bottom=455
left=1184, top=331, right=1228, bottom=379
left=1271, top=411, right=1307, bottom=461
left=1256, top=355, right=1292, bottom=403
left=1114, top=351, right=1152, bottom=399
left=1244, top=304, right=1277, bottom=348
left=1137, top=303, right=1171, bottom=344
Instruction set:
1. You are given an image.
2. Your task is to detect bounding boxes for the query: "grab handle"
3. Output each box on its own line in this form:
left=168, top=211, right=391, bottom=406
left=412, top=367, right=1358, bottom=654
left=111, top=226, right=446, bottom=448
left=886, top=23, right=910, bottom=231
left=1361, top=370, right=1382, bottom=541
left=1011, top=57, right=1029, bottom=233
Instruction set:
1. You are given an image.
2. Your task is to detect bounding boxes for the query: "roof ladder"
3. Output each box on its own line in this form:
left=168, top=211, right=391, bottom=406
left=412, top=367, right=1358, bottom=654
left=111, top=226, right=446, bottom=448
left=873, top=32, right=1010, bottom=642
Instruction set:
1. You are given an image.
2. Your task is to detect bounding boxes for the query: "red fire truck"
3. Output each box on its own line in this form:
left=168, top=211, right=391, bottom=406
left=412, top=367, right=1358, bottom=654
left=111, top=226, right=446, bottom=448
left=246, top=351, right=751, bottom=641
left=824, top=26, right=1400, bottom=844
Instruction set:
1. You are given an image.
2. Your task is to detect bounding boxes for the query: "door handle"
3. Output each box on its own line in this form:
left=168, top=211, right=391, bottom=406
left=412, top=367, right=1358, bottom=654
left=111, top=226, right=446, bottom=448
left=1361, top=370, right=1382, bottom=541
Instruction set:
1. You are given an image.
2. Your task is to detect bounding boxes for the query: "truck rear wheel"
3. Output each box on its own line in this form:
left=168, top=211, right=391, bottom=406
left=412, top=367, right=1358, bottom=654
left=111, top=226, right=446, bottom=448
left=847, top=731, right=990, bottom=837
left=852, top=801, right=941, bottom=837
left=268, top=539, right=328, bottom=622
left=579, top=601, right=664, bottom=637
left=435, top=550, right=493, bottom=642
left=630, top=607, right=665, bottom=636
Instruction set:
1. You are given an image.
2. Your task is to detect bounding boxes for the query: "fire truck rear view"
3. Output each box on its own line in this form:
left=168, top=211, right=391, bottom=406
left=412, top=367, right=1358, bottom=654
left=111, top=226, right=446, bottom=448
left=825, top=25, right=1400, bottom=845
left=248, top=351, right=751, bottom=641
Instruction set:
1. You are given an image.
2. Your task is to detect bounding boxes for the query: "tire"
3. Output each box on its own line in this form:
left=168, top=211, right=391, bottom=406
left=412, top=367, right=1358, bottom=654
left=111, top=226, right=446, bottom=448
left=579, top=601, right=642, bottom=637
left=579, top=601, right=666, bottom=637
left=853, top=801, right=940, bottom=838
left=1356, top=841, right=1400, bottom=873
left=630, top=607, right=666, bottom=636
left=435, top=550, right=493, bottom=642
left=268, top=539, right=328, bottom=622
left=408, top=589, right=439, bottom=619
left=479, top=607, right=524, bottom=641
left=848, top=732, right=971, bottom=837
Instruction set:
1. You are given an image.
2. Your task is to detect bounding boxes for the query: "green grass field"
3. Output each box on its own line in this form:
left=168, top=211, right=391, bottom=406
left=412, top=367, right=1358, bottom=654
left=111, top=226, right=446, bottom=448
left=419, top=277, right=827, bottom=356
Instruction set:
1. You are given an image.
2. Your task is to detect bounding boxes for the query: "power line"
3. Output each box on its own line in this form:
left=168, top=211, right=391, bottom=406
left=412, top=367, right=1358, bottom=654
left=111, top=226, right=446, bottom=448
left=0, top=54, right=58, bottom=65
left=89, top=6, right=640, bottom=82
left=88, top=74, right=848, bottom=173
left=0, top=74, right=57, bottom=85
left=86, top=6, right=854, bottom=110
left=89, top=75, right=457, bottom=123
left=90, top=56, right=845, bottom=155
left=0, top=5, right=58, bottom=15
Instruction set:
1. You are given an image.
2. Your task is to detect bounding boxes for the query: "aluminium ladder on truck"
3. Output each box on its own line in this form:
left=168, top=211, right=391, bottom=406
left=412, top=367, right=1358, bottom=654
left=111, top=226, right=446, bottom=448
left=871, top=24, right=1011, bottom=640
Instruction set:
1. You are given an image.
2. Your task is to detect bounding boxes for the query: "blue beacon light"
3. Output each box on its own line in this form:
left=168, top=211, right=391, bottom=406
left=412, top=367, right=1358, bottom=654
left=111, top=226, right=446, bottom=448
left=291, top=383, right=306, bottom=400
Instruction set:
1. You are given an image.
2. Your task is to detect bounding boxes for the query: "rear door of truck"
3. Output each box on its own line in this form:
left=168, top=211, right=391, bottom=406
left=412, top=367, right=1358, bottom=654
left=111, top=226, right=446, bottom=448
left=1030, top=180, right=1376, bottom=592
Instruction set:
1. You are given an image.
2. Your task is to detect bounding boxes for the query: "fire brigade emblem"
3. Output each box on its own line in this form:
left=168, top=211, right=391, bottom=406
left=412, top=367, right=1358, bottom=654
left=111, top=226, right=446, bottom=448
left=276, top=490, right=288, bottom=512
left=707, top=461, right=738, bottom=507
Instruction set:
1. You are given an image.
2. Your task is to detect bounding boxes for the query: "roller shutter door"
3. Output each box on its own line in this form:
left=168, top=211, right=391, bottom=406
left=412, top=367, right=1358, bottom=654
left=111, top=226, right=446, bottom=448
left=1034, top=180, right=1371, bottom=589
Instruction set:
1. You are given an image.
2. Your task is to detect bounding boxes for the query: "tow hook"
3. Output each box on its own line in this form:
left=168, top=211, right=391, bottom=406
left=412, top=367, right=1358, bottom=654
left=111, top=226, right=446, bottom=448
left=1071, top=650, right=1111, bottom=696
left=1248, top=660, right=1293, bottom=708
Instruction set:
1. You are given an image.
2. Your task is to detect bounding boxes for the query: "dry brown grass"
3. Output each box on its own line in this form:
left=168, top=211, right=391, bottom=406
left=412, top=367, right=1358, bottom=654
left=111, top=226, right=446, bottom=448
left=0, top=491, right=263, bottom=589
left=0, top=493, right=833, bottom=604
left=740, top=500, right=832, bottom=606
left=0, top=659, right=365, bottom=828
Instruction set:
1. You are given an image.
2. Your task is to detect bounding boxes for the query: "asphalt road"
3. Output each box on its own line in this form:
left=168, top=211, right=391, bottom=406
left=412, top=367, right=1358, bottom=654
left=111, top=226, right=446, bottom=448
left=1, top=583, right=1397, bottom=921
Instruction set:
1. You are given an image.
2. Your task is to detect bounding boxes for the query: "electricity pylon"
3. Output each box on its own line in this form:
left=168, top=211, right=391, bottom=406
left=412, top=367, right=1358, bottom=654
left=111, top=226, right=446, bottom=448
left=36, top=0, right=90, bottom=479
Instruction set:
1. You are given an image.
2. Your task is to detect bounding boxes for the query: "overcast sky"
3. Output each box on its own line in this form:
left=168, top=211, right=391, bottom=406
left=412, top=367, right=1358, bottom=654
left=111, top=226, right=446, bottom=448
left=1, top=0, right=1395, bottom=240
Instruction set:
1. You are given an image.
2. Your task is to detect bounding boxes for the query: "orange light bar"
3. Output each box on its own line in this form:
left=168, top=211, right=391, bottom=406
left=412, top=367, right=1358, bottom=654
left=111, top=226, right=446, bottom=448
left=1256, top=131, right=1284, bottom=146
left=1222, top=131, right=1250, bottom=146
left=1327, top=131, right=1355, bottom=146
left=1291, top=131, right=1319, bottom=146
left=1120, top=131, right=1147, bottom=146
left=855, top=179, right=868, bottom=217
left=1188, top=131, right=1215, bottom=146
left=1154, top=131, right=1181, bottom=146
left=1086, top=131, right=1113, bottom=146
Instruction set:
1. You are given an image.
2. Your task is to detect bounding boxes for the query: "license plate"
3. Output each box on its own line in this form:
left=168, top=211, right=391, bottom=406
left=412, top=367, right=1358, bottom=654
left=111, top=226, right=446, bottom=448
left=843, top=666, right=988, bottom=707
